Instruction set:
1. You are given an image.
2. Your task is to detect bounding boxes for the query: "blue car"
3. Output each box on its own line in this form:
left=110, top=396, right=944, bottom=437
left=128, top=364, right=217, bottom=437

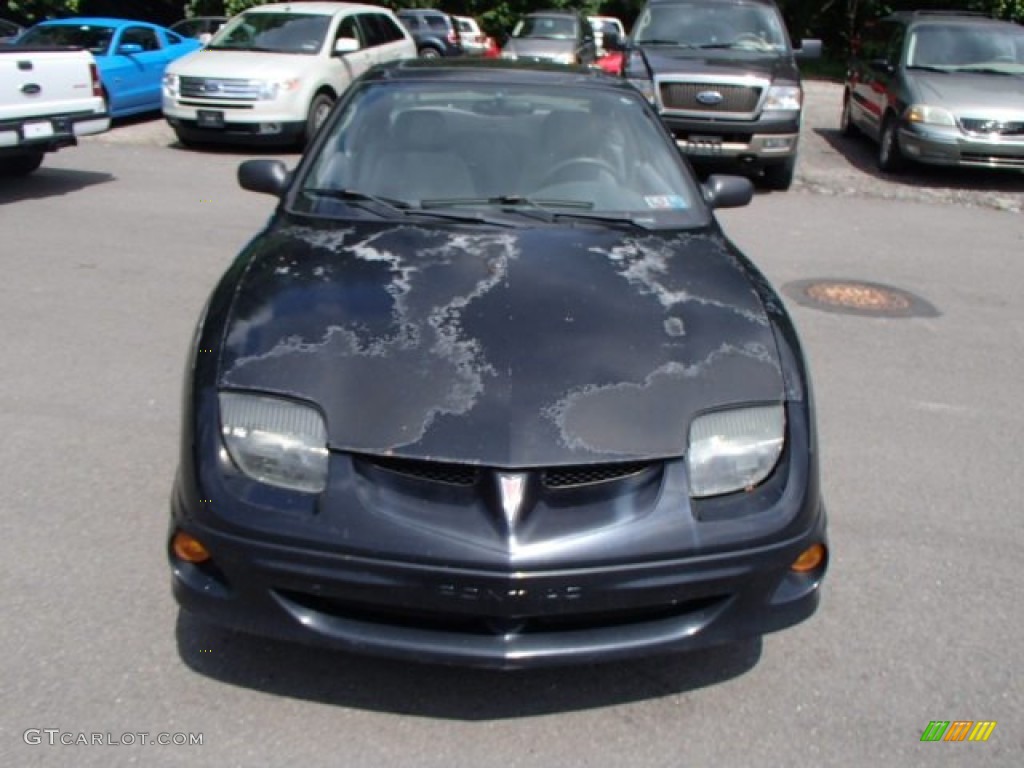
left=17, top=18, right=202, bottom=118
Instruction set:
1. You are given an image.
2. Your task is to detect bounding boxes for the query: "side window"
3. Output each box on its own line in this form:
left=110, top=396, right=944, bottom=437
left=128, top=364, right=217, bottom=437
left=858, top=21, right=899, bottom=63
left=121, top=27, right=161, bottom=51
left=371, top=14, right=405, bottom=44
left=165, top=31, right=185, bottom=46
left=887, top=25, right=906, bottom=66
left=357, top=13, right=385, bottom=48
left=337, top=15, right=363, bottom=47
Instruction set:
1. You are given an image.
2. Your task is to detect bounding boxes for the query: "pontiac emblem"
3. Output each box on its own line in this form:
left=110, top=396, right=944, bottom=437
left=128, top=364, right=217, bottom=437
left=497, top=473, right=527, bottom=529
left=696, top=90, right=724, bottom=106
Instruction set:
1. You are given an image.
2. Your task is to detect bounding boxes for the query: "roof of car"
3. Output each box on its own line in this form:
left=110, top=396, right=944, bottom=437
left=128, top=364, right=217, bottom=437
left=36, top=17, right=168, bottom=28
left=365, top=58, right=638, bottom=88
left=243, top=2, right=389, bottom=15
left=884, top=10, right=1014, bottom=26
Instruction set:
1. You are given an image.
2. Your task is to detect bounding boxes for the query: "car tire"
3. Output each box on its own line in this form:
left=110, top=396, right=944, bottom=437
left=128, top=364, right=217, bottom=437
left=877, top=115, right=906, bottom=173
left=0, top=151, right=44, bottom=176
left=760, top=155, right=796, bottom=191
left=173, top=129, right=199, bottom=149
left=304, top=93, right=334, bottom=146
left=418, top=47, right=441, bottom=59
left=840, top=94, right=859, bottom=137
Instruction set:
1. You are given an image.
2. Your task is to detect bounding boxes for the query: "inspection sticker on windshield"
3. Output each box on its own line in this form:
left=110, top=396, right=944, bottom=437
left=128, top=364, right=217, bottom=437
left=645, top=195, right=688, bottom=209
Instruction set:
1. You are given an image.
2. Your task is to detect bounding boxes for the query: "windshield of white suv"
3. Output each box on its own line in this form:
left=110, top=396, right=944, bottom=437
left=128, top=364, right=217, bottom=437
left=513, top=16, right=577, bottom=40
left=633, top=1, right=788, bottom=51
left=297, top=80, right=705, bottom=229
left=208, top=12, right=330, bottom=54
left=907, top=23, right=1024, bottom=73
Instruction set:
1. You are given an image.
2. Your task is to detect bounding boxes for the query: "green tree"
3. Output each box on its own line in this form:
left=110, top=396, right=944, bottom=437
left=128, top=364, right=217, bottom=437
left=7, top=0, right=79, bottom=22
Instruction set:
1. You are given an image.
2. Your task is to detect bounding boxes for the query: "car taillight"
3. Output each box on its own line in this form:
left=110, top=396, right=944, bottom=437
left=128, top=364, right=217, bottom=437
left=90, top=62, right=103, bottom=99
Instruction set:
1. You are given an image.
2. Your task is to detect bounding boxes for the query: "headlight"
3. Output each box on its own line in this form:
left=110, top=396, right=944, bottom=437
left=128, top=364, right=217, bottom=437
left=551, top=52, right=575, bottom=65
left=500, top=50, right=517, bottom=60
left=254, top=78, right=301, bottom=100
left=764, top=85, right=802, bottom=111
left=686, top=405, right=785, bottom=498
left=628, top=78, right=656, bottom=103
left=219, top=393, right=328, bottom=493
left=162, top=72, right=179, bottom=98
left=906, top=104, right=955, bottom=127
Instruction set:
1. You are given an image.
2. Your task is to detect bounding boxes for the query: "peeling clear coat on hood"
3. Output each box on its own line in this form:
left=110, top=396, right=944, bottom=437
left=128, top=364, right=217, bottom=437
left=218, top=218, right=785, bottom=467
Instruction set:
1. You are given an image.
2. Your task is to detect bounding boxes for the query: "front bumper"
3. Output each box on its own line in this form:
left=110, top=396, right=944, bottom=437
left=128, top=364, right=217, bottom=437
left=163, top=97, right=306, bottom=146
left=169, top=403, right=827, bottom=669
left=897, top=122, right=1024, bottom=171
left=660, top=113, right=801, bottom=168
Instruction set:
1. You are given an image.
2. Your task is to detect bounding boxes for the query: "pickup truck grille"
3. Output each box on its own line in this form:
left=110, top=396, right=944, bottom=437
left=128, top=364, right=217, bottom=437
left=659, top=82, right=762, bottom=113
left=180, top=77, right=260, bottom=101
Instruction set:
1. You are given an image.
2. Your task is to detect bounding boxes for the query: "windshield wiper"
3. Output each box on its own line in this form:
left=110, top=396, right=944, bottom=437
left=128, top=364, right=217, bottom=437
left=304, top=188, right=413, bottom=214
left=953, top=66, right=1017, bottom=76
left=423, top=195, right=597, bottom=223
left=549, top=211, right=653, bottom=229
left=906, top=65, right=950, bottom=73
left=636, top=39, right=694, bottom=48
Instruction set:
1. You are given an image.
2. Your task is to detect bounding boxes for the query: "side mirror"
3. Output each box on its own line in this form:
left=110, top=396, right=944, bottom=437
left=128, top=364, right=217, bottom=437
left=794, top=39, right=822, bottom=60
left=117, top=43, right=144, bottom=55
left=869, top=57, right=894, bottom=75
left=238, top=159, right=290, bottom=197
left=334, top=37, right=360, bottom=55
left=702, top=174, right=754, bottom=209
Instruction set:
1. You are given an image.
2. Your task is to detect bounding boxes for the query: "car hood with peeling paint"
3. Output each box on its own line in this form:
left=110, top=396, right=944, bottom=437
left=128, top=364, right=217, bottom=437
left=217, top=217, right=784, bottom=467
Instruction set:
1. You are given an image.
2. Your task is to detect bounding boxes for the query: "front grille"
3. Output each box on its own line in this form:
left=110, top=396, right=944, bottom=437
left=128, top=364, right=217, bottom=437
left=544, top=462, right=652, bottom=488
left=363, top=455, right=481, bottom=486
left=659, top=82, right=762, bottom=112
left=280, top=589, right=726, bottom=636
left=180, top=76, right=260, bottom=101
left=960, top=118, right=1024, bottom=137
left=360, top=455, right=657, bottom=490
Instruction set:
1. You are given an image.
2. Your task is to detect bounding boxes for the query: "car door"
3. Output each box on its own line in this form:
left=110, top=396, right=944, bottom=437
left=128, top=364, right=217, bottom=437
left=330, top=13, right=375, bottom=86
left=364, top=13, right=415, bottom=64
left=108, top=26, right=166, bottom=112
left=850, top=21, right=903, bottom=139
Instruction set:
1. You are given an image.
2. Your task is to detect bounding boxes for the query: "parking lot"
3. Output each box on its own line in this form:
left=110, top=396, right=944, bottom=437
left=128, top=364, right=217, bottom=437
left=1, top=81, right=1022, bottom=767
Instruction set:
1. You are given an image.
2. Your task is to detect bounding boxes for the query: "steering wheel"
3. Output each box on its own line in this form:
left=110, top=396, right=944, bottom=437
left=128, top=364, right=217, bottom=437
left=731, top=32, right=769, bottom=48
left=538, top=157, right=620, bottom=188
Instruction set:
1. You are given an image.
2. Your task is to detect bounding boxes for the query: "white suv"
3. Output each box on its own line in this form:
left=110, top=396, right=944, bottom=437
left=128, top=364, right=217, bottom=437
left=162, top=2, right=415, bottom=147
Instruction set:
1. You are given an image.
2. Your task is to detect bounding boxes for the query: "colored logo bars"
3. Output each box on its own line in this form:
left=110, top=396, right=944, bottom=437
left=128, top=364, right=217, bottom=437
left=920, top=721, right=997, bottom=742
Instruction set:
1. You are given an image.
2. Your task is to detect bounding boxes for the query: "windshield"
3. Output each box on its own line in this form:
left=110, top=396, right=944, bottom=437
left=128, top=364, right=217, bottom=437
left=633, top=0, right=788, bottom=51
left=17, top=24, right=114, bottom=55
left=296, top=80, right=704, bottom=228
left=208, top=12, right=329, bottom=54
left=513, top=16, right=578, bottom=40
left=907, top=24, right=1024, bottom=73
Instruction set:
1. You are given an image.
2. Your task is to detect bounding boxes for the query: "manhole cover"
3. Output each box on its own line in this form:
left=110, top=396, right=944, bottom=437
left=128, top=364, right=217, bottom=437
left=782, top=279, right=939, bottom=318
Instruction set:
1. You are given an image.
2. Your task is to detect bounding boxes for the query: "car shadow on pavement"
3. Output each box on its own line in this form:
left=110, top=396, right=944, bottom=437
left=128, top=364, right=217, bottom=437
left=814, top=127, right=1024, bottom=194
left=175, top=610, right=761, bottom=719
left=0, top=167, right=114, bottom=204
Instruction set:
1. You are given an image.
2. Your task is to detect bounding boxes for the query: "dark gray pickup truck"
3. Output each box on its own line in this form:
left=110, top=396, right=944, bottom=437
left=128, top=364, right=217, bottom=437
left=621, top=0, right=821, bottom=189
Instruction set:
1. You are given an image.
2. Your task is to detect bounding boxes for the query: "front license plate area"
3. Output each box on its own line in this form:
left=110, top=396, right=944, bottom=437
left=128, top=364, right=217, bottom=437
left=196, top=109, right=225, bottom=129
left=682, top=135, right=723, bottom=156
left=23, top=121, right=54, bottom=140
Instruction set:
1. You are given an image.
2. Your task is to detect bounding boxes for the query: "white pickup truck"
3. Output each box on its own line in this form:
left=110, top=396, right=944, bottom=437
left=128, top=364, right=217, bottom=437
left=1, top=44, right=110, bottom=176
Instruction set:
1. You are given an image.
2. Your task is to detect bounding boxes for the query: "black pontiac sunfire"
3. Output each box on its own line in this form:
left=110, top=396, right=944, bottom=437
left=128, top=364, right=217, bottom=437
left=168, top=59, right=828, bottom=669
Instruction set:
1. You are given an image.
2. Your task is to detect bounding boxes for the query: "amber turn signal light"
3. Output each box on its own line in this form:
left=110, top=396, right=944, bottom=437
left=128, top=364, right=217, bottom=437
left=172, top=531, right=211, bottom=564
left=790, top=543, right=826, bottom=573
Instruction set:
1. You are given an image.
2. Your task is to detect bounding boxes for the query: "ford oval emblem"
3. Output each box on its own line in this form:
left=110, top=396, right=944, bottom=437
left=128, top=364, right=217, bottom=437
left=696, top=90, right=724, bottom=106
